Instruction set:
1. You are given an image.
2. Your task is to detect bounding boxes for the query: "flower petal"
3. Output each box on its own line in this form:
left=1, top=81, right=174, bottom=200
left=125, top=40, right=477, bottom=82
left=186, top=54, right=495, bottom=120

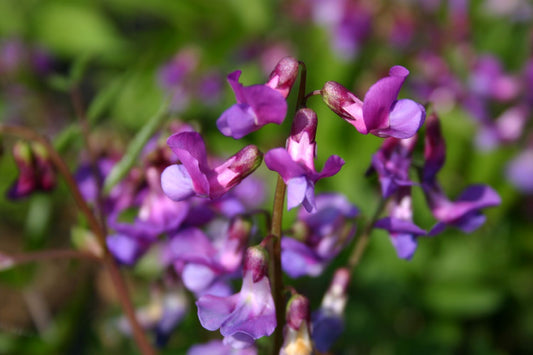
left=217, top=104, right=258, bottom=139
left=264, top=148, right=306, bottom=181
left=374, top=99, right=425, bottom=139
left=362, top=69, right=407, bottom=132
left=161, top=164, right=196, bottom=201
left=286, top=176, right=309, bottom=210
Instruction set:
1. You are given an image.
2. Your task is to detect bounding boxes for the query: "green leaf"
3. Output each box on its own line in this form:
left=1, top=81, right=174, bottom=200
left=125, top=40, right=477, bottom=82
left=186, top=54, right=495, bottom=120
left=34, top=3, right=124, bottom=58
left=87, top=76, right=123, bottom=124
left=103, top=101, right=169, bottom=194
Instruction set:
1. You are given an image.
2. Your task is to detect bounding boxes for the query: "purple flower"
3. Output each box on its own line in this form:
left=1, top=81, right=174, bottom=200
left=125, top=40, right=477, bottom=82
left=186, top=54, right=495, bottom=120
left=264, top=108, right=344, bottom=212
left=369, top=135, right=425, bottom=259
left=161, top=131, right=263, bottom=201
left=216, top=57, right=299, bottom=139
left=188, top=340, right=257, bottom=355
left=506, top=148, right=533, bottom=193
left=374, top=187, right=426, bottom=260
left=368, top=136, right=417, bottom=198
left=322, top=66, right=426, bottom=139
left=110, top=167, right=190, bottom=240
left=422, top=113, right=501, bottom=234
left=196, top=246, right=276, bottom=349
left=469, top=55, right=520, bottom=102
left=164, top=219, right=251, bottom=295
left=7, top=141, right=55, bottom=200
left=281, top=193, right=358, bottom=277
left=312, top=268, right=350, bottom=352
left=106, top=233, right=148, bottom=266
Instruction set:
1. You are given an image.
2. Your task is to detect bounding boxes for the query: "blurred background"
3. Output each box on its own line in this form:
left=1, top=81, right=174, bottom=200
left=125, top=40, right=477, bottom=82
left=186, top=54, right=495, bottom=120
left=1, top=0, right=532, bottom=353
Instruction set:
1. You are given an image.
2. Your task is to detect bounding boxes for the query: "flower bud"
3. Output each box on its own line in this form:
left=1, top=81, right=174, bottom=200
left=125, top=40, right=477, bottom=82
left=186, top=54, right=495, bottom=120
left=214, top=145, right=263, bottom=195
left=267, top=56, right=299, bottom=98
left=321, top=81, right=362, bottom=122
left=423, top=112, right=446, bottom=182
left=281, top=293, right=312, bottom=355
left=286, top=293, right=310, bottom=330
left=243, top=245, right=269, bottom=282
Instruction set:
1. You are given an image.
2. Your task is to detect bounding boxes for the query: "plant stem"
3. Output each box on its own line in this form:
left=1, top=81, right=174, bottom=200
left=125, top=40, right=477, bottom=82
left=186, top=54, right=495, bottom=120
left=70, top=87, right=108, bottom=235
left=0, top=124, right=156, bottom=355
left=347, top=196, right=388, bottom=271
left=268, top=61, right=309, bottom=354
left=269, top=175, right=286, bottom=353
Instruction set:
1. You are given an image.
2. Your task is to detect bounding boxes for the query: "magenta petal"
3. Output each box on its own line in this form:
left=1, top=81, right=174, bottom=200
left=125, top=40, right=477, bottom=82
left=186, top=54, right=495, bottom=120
left=167, top=132, right=208, bottom=169
left=374, top=99, right=426, bottom=139
left=363, top=74, right=406, bottom=132
left=167, top=132, right=210, bottom=195
left=264, top=148, right=306, bottom=181
left=287, top=176, right=309, bottom=210
left=217, top=104, right=257, bottom=139
left=375, top=217, right=426, bottom=236
left=161, top=165, right=196, bottom=201
left=196, top=294, right=240, bottom=331
left=389, top=65, right=410, bottom=78
left=227, top=70, right=246, bottom=103
left=317, top=155, right=345, bottom=179
left=434, top=185, right=501, bottom=223
left=242, top=85, right=287, bottom=125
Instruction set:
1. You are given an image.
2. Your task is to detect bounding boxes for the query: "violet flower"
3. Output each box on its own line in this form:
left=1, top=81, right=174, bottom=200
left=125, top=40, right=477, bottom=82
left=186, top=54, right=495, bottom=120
left=367, top=136, right=417, bottom=198
left=312, top=268, right=350, bottom=352
left=374, top=187, right=426, bottom=260
left=506, top=148, right=533, bottom=193
left=264, top=108, right=345, bottom=212
left=322, top=66, right=426, bottom=139
left=281, top=193, right=358, bottom=277
left=161, top=131, right=263, bottom=201
left=422, top=113, right=501, bottom=234
left=164, top=219, right=251, bottom=296
left=110, top=167, right=190, bottom=240
left=196, top=246, right=276, bottom=349
left=7, top=141, right=55, bottom=200
left=369, top=135, right=425, bottom=259
left=216, top=56, right=299, bottom=139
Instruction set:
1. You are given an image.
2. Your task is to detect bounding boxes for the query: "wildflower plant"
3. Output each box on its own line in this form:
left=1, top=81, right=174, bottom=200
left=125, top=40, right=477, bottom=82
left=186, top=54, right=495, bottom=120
left=5, top=0, right=526, bottom=347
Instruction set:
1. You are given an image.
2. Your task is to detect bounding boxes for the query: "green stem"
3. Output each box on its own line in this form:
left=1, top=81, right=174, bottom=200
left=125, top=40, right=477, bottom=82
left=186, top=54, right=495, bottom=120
left=269, top=175, right=286, bottom=353
left=347, top=196, right=388, bottom=271
left=268, top=61, right=309, bottom=354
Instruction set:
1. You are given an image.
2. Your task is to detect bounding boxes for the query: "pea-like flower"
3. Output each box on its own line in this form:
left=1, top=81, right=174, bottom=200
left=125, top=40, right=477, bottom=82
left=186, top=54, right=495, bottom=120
left=264, top=108, right=344, bottom=212
left=322, top=65, right=426, bottom=139
left=161, top=131, right=263, bottom=201
left=196, top=246, right=276, bottom=349
left=216, top=56, right=299, bottom=139
left=281, top=193, right=358, bottom=277
left=7, top=141, right=55, bottom=199
left=422, top=113, right=501, bottom=234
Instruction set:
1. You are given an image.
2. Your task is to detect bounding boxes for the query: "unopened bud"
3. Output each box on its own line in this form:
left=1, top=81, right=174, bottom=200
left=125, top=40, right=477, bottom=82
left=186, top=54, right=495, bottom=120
left=268, top=56, right=299, bottom=98
left=321, top=81, right=362, bottom=122
left=243, top=245, right=269, bottom=282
